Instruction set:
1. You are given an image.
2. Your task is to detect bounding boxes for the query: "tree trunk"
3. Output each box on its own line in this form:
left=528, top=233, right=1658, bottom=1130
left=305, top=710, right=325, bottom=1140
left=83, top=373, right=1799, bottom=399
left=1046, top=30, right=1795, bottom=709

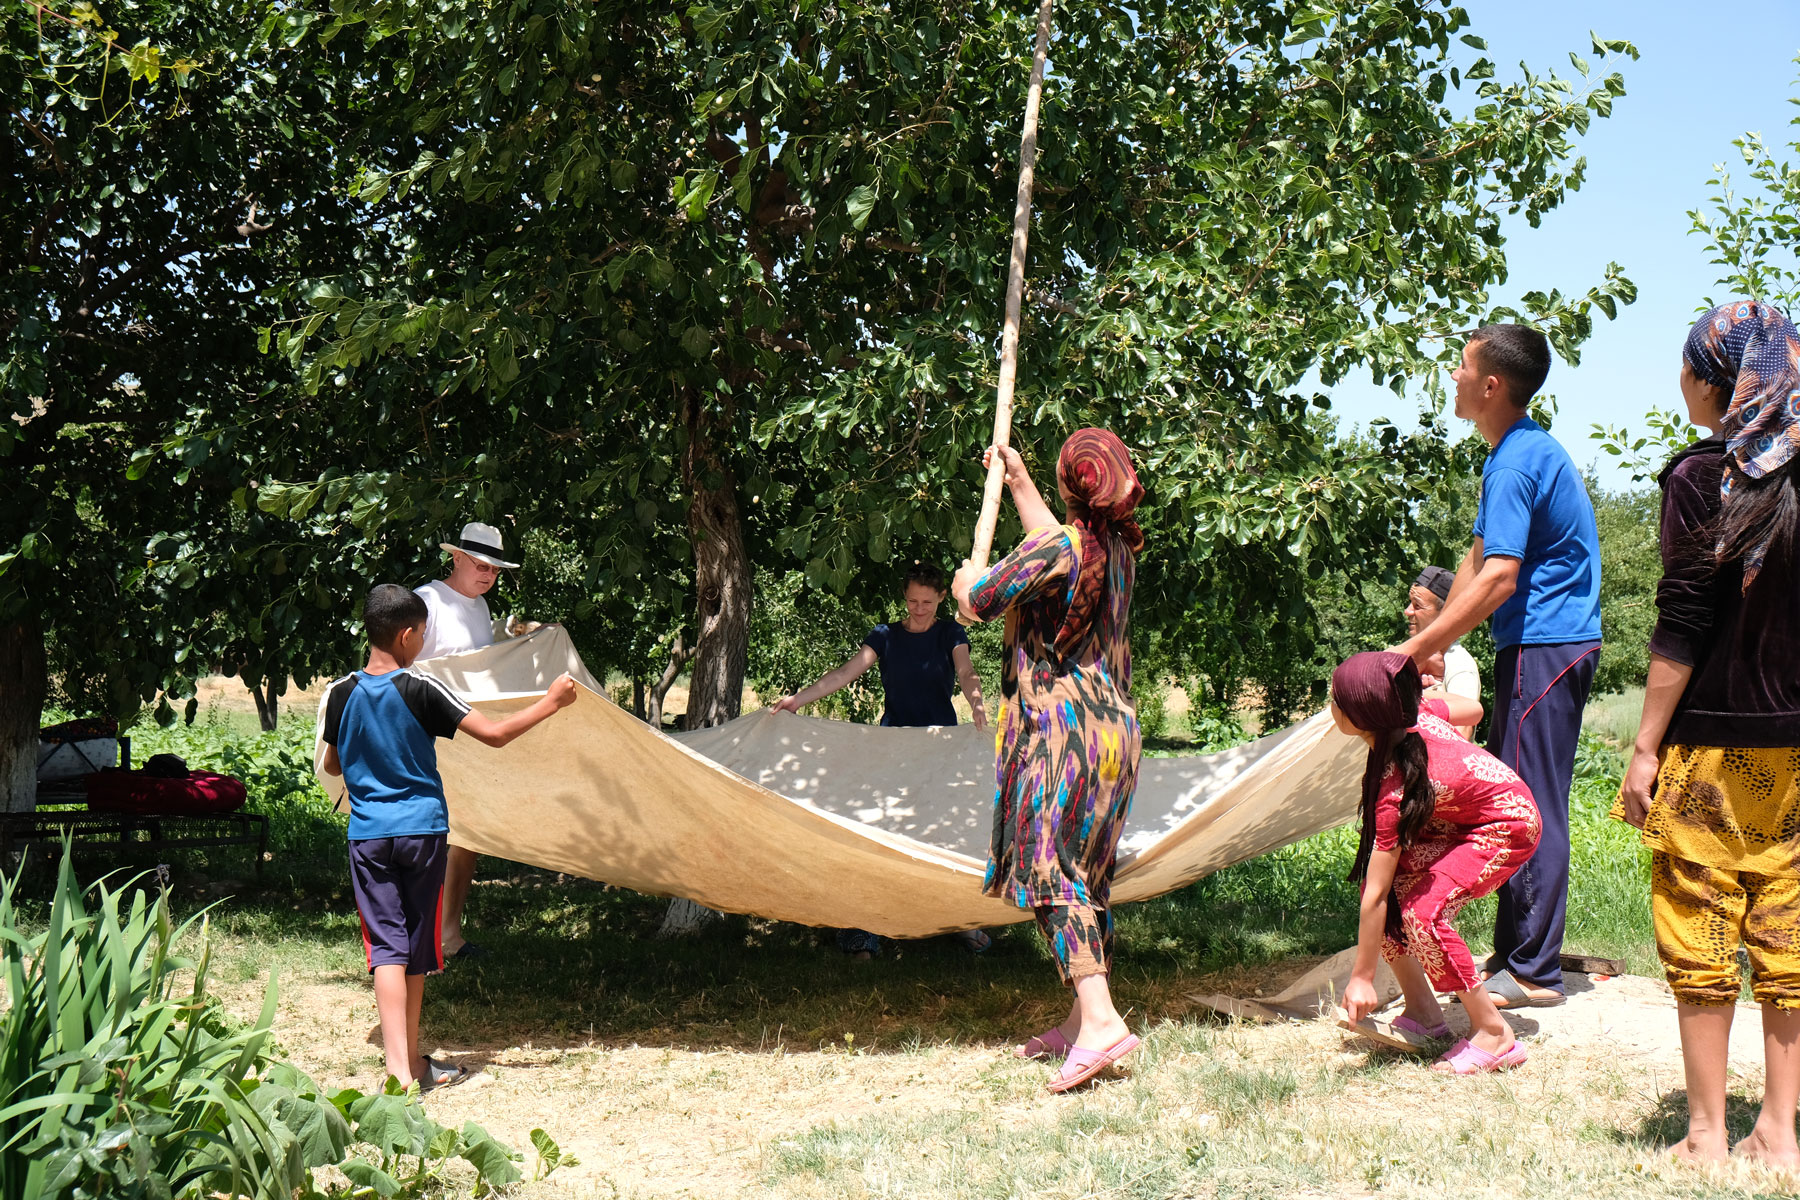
left=248, top=678, right=279, bottom=733
left=657, top=896, right=721, bottom=938
left=680, top=390, right=752, bottom=731
left=0, top=617, right=46, bottom=814
left=631, top=674, right=646, bottom=721
left=645, top=633, right=693, bottom=731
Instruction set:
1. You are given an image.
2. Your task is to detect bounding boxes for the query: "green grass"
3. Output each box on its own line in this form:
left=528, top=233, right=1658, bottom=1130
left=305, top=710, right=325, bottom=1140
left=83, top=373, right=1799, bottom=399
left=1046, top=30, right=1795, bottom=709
left=756, top=1018, right=1772, bottom=1200
left=1585, top=686, right=1648, bottom=747
left=16, top=689, right=1728, bottom=1198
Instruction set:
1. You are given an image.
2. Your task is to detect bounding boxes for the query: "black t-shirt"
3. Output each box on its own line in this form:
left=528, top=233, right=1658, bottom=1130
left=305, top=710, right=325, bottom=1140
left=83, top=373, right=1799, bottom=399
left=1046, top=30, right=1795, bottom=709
left=862, top=619, right=969, bottom=727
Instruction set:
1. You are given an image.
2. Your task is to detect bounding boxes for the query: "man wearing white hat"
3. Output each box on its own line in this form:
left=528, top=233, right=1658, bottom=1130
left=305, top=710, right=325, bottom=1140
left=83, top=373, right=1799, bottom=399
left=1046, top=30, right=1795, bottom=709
left=415, top=520, right=538, bottom=960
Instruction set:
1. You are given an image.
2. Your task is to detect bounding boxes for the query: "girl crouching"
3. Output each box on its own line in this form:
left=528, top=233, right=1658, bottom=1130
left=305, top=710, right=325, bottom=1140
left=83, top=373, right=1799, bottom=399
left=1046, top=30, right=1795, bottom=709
left=1333, top=651, right=1541, bottom=1074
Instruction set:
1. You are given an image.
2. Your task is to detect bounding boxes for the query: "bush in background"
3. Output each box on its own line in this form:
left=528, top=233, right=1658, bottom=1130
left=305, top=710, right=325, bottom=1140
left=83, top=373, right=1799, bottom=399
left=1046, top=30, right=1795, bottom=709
left=1590, top=484, right=1660, bottom=697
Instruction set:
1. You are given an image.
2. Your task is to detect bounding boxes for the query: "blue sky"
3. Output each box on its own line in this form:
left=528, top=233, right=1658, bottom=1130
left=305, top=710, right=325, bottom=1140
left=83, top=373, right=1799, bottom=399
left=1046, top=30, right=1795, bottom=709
left=1323, top=0, right=1800, bottom=487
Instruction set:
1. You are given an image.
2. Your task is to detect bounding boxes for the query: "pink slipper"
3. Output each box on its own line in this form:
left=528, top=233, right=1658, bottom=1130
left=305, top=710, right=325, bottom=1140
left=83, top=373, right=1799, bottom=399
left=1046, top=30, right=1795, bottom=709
left=1433, top=1037, right=1527, bottom=1075
left=1047, top=1033, right=1140, bottom=1093
left=1016, top=1026, right=1072, bottom=1060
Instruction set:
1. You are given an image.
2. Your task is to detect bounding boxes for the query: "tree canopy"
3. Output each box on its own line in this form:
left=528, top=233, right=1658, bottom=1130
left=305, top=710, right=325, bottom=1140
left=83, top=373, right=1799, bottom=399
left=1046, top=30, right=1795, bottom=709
left=4, top=0, right=1639, bottom=806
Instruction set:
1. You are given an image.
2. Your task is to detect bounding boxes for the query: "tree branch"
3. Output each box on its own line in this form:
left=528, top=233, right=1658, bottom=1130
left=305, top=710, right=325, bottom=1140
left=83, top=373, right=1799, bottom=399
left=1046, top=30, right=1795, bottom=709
left=7, top=107, right=66, bottom=175
left=74, top=197, right=275, bottom=322
left=644, top=631, right=695, bottom=730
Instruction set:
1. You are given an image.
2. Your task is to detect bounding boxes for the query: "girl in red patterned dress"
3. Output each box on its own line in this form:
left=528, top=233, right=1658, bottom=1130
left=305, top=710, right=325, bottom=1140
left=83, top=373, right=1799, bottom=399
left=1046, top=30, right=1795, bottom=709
left=1333, top=651, right=1542, bottom=1074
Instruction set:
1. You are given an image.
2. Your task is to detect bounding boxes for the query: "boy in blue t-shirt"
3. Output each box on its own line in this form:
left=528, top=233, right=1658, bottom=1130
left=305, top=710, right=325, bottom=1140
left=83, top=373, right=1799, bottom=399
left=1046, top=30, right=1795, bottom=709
left=1398, top=324, right=1601, bottom=1009
left=322, top=584, right=575, bottom=1090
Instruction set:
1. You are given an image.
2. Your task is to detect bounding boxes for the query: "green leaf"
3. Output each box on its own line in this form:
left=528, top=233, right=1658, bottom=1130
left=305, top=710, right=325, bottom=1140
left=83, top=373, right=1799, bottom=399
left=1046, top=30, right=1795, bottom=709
left=341, top=1159, right=403, bottom=1196
left=845, top=185, right=878, bottom=230
left=349, top=1092, right=418, bottom=1155
left=646, top=255, right=675, bottom=292
left=530, top=1128, right=563, bottom=1173
left=688, top=4, right=732, bottom=45
left=460, top=1122, right=523, bottom=1187
left=683, top=171, right=717, bottom=221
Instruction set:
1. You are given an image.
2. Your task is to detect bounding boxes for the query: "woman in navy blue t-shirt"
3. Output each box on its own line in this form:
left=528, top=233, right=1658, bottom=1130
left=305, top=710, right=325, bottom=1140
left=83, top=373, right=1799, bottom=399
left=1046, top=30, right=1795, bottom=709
left=773, top=563, right=989, bottom=731
left=773, top=562, right=991, bottom=957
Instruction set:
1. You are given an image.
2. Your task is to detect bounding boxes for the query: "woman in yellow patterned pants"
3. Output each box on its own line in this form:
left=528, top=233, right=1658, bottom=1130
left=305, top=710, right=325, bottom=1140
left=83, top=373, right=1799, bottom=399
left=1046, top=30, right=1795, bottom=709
left=1618, top=303, right=1800, bottom=1171
left=1646, top=751, right=1800, bottom=1013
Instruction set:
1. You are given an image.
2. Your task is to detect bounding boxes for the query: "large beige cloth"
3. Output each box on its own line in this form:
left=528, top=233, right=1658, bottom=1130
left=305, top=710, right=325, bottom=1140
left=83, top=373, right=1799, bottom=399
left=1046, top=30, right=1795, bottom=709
left=315, top=626, right=1366, bottom=937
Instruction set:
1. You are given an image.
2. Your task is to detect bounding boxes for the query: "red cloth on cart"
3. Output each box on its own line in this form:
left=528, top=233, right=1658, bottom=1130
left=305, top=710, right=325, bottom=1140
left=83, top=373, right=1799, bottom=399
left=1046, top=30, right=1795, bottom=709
left=86, top=770, right=247, bottom=816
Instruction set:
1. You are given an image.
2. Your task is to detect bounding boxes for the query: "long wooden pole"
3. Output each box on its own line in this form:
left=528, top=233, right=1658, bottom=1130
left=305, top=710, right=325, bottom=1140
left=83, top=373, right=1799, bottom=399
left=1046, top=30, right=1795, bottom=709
left=968, top=0, right=1054, bottom=574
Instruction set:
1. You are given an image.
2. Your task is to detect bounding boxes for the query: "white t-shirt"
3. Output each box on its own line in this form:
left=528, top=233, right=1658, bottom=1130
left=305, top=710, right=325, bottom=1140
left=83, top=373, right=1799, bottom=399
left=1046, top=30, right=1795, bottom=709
left=414, top=579, right=495, bottom=661
left=1441, top=642, right=1481, bottom=704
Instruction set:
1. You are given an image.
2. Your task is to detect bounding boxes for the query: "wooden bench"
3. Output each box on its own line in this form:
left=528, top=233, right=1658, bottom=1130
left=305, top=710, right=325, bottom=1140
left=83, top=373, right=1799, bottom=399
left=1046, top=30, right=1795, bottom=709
left=0, top=807, right=270, bottom=876
left=14, top=737, right=270, bottom=875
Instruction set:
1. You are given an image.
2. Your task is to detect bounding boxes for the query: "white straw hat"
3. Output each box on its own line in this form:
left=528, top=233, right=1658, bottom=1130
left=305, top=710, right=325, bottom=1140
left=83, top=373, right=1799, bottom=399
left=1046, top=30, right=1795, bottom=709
left=439, top=521, right=520, bottom=569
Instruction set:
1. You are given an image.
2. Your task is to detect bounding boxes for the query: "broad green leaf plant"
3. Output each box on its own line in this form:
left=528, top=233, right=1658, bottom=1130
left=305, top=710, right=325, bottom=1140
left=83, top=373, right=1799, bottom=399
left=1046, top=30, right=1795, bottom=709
left=0, top=843, right=568, bottom=1198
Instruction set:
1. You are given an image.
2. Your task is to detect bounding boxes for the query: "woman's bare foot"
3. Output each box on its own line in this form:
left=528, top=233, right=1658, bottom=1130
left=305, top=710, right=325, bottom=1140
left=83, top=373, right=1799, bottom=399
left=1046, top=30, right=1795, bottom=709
left=1733, top=1126, right=1800, bottom=1171
left=1467, top=1026, right=1515, bottom=1057
left=1669, top=1132, right=1729, bottom=1164
left=1072, top=1015, right=1130, bottom=1052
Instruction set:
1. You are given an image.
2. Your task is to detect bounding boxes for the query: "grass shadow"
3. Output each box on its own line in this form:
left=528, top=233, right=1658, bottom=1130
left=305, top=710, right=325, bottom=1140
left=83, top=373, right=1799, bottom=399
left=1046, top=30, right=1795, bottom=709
left=1613, top=1088, right=1763, bottom=1150
left=13, top=843, right=1372, bottom=1055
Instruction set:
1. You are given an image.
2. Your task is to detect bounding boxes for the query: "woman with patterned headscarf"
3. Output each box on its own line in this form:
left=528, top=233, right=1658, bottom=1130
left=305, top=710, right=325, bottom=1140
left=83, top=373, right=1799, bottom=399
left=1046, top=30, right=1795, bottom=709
left=1616, top=300, right=1800, bottom=1169
left=951, top=428, right=1144, bottom=1093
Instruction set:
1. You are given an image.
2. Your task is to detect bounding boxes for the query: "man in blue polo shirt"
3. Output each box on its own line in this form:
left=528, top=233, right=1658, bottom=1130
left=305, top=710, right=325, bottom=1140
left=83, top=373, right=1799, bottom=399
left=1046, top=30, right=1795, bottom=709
left=1399, top=324, right=1601, bottom=1009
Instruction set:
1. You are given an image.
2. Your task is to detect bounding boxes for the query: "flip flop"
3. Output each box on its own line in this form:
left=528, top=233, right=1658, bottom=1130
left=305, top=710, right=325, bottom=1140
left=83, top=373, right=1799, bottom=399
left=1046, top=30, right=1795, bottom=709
left=955, top=928, right=993, bottom=954
left=1484, top=968, right=1565, bottom=1009
left=1047, top=1033, right=1140, bottom=1093
left=1432, top=1038, right=1527, bottom=1074
left=450, top=942, right=488, bottom=962
left=417, top=1057, right=468, bottom=1092
left=1016, top=1026, right=1072, bottom=1060
left=836, top=929, right=884, bottom=959
left=1334, top=1007, right=1449, bottom=1051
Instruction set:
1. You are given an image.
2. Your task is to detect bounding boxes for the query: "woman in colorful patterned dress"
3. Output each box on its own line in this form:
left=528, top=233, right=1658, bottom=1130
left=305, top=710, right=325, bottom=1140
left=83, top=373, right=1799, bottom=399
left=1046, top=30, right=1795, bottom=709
left=1616, top=301, right=1800, bottom=1169
left=1333, top=651, right=1541, bottom=1075
left=950, top=428, right=1144, bottom=1093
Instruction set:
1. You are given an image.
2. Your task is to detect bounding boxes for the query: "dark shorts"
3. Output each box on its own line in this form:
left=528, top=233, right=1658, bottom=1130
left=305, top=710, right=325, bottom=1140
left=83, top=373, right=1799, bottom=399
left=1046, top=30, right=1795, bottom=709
left=349, top=834, right=448, bottom=976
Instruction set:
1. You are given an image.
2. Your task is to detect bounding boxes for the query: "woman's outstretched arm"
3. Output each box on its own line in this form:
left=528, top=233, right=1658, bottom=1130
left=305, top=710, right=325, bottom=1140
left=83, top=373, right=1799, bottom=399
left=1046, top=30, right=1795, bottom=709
left=953, top=444, right=1061, bottom=621
left=772, top=646, right=879, bottom=714
left=952, top=643, right=988, bottom=730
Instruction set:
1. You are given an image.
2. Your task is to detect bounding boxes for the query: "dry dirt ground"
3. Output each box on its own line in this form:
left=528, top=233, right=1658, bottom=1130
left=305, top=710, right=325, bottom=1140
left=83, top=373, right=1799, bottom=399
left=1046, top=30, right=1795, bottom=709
left=215, top=957, right=1789, bottom=1200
